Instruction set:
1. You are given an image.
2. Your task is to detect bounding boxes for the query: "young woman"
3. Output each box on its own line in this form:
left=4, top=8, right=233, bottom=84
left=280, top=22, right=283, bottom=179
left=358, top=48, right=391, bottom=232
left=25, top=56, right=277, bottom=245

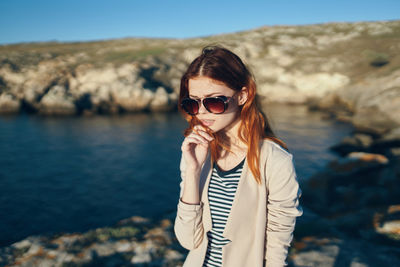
left=174, top=46, right=302, bottom=267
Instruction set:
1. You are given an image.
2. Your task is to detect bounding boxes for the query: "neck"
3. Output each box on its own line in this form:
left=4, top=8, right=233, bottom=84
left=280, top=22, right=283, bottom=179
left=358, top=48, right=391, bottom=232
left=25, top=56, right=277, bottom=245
left=222, top=115, right=247, bottom=152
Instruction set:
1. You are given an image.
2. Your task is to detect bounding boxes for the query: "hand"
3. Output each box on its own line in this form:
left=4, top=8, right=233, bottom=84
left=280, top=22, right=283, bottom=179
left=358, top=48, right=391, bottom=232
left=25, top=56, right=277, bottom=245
left=181, top=125, right=214, bottom=172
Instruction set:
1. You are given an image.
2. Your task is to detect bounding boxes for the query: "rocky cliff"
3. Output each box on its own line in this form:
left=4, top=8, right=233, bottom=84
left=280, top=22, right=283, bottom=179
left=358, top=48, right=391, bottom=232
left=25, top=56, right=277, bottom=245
left=1, top=20, right=399, bottom=132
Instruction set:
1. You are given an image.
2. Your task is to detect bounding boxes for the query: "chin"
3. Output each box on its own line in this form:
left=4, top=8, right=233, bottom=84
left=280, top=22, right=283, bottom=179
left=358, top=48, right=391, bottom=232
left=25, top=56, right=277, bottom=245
left=209, top=127, right=217, bottom=133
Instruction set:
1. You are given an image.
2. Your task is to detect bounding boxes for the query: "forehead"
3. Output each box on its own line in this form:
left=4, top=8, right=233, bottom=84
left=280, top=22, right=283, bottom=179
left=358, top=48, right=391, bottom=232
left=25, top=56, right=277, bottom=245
left=188, top=77, right=235, bottom=97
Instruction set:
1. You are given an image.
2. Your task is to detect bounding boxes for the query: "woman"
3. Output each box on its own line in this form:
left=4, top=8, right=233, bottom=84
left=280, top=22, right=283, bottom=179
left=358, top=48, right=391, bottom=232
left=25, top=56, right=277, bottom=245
left=174, top=46, right=302, bottom=267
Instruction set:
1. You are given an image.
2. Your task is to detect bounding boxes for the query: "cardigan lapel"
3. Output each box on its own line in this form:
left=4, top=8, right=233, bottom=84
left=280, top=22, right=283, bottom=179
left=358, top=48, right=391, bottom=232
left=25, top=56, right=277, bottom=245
left=223, top=141, right=265, bottom=242
left=202, top=143, right=264, bottom=242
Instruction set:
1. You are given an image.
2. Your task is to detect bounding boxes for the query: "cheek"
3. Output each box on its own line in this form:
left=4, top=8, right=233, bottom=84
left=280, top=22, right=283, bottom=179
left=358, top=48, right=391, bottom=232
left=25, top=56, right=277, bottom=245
left=212, top=112, right=239, bottom=130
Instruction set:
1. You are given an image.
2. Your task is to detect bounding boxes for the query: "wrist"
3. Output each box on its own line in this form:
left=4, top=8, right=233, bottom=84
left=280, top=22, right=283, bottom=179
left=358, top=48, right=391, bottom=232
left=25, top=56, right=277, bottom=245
left=185, top=167, right=202, bottom=177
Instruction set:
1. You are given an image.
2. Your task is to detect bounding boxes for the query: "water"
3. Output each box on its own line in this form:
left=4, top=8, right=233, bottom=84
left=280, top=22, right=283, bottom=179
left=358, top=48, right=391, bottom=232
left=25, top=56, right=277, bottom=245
left=0, top=104, right=353, bottom=247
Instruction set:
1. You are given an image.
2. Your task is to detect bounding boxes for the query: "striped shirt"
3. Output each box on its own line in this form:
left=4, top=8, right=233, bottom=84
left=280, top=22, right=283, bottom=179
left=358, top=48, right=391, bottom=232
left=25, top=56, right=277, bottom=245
left=202, top=157, right=245, bottom=267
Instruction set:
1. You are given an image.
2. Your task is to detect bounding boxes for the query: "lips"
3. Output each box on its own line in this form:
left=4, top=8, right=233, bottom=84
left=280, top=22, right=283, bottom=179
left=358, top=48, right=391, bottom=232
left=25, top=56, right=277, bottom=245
left=200, top=119, right=215, bottom=126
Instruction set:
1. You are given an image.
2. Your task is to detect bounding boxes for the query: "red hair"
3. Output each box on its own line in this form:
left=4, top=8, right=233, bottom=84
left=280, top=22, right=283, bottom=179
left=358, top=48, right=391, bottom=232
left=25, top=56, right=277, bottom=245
left=179, top=46, right=287, bottom=184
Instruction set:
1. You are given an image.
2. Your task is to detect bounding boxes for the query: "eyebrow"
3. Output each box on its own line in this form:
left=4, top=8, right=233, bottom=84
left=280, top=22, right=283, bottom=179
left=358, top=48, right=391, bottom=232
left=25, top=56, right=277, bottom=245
left=189, top=92, right=224, bottom=98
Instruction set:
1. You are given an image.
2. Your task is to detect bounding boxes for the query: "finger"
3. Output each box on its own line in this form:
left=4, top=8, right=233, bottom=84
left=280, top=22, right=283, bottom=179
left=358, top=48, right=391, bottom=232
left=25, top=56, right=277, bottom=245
left=194, top=124, right=209, bottom=133
left=181, top=136, right=203, bottom=150
left=187, top=132, right=209, bottom=144
left=199, top=142, right=209, bottom=148
left=195, top=129, right=214, bottom=141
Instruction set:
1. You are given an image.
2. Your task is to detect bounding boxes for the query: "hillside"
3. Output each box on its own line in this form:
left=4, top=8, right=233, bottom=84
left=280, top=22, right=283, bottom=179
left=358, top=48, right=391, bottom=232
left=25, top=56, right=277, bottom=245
left=1, top=20, right=399, bottom=132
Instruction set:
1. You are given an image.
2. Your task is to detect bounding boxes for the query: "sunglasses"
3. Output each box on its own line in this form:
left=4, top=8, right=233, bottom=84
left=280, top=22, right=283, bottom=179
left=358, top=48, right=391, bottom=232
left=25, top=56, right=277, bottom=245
left=181, top=93, right=237, bottom=115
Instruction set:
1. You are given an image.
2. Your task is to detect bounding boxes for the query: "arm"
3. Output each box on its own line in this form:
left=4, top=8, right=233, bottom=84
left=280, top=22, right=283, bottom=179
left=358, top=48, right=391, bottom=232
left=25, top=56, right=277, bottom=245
left=264, top=154, right=303, bottom=267
left=174, top=154, right=205, bottom=250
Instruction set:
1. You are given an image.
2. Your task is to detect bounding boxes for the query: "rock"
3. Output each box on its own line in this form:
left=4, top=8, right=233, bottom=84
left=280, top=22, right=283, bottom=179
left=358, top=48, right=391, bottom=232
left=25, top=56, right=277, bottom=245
left=160, top=219, right=172, bottom=228
left=309, top=93, right=353, bottom=114
left=330, top=136, right=367, bottom=156
left=342, top=72, right=400, bottom=133
left=351, top=107, right=398, bottom=135
left=291, top=239, right=341, bottom=267
left=90, top=242, right=115, bottom=257
left=268, top=45, right=294, bottom=67
left=131, top=240, right=154, bottom=264
left=164, top=249, right=183, bottom=261
left=308, top=68, right=400, bottom=135
left=257, top=71, right=350, bottom=103
left=117, top=216, right=150, bottom=225
left=0, top=66, right=26, bottom=86
left=131, top=252, right=151, bottom=264
left=381, top=127, right=400, bottom=142
left=149, top=86, right=172, bottom=111
left=328, top=152, right=388, bottom=174
left=0, top=92, right=21, bottom=113
left=26, top=243, right=42, bottom=256
left=0, top=215, right=185, bottom=266
left=374, top=205, right=400, bottom=241
left=1, top=20, right=399, bottom=122
left=347, top=152, right=389, bottom=164
left=11, top=239, right=32, bottom=250
left=371, top=127, right=400, bottom=153
left=290, top=237, right=400, bottom=267
left=113, top=87, right=154, bottom=112
left=38, top=85, right=77, bottom=115
left=330, top=133, right=374, bottom=156
left=388, top=148, right=400, bottom=158
left=20, top=69, right=63, bottom=111
left=303, top=151, right=392, bottom=216
left=354, top=134, right=374, bottom=148
left=51, top=234, right=81, bottom=250
left=144, top=226, right=173, bottom=246
left=115, top=240, right=133, bottom=253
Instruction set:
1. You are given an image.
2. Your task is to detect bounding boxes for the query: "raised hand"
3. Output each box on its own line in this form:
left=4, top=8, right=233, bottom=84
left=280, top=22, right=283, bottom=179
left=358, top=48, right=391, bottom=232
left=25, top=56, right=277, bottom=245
left=181, top=125, right=214, bottom=172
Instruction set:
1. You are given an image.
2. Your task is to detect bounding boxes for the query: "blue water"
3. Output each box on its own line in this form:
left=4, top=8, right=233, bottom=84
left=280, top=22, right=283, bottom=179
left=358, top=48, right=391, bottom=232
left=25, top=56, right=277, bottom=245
left=0, top=104, right=352, bottom=247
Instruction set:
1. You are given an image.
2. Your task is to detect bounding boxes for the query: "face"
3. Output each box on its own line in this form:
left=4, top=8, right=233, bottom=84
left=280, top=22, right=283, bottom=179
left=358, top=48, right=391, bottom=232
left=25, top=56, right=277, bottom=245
left=188, top=76, right=247, bottom=133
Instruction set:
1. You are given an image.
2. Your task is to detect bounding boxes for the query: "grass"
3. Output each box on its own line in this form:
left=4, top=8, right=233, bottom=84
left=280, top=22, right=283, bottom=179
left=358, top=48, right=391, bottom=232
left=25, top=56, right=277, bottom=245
left=101, top=47, right=167, bottom=64
left=0, top=20, right=398, bottom=85
left=0, top=38, right=177, bottom=68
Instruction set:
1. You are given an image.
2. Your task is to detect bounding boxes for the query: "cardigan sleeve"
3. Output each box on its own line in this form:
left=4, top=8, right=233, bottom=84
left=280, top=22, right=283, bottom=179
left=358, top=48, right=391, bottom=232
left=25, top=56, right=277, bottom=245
left=173, top=154, right=205, bottom=250
left=264, top=152, right=303, bottom=267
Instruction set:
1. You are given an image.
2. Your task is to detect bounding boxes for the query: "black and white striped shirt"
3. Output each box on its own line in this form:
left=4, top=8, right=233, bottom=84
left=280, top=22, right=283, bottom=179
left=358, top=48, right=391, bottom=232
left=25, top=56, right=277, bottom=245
left=202, top=157, right=245, bottom=267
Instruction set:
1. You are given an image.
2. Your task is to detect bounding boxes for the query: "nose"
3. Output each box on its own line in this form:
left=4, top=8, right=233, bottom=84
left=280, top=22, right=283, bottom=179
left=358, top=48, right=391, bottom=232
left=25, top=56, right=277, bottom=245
left=198, top=99, right=208, bottom=114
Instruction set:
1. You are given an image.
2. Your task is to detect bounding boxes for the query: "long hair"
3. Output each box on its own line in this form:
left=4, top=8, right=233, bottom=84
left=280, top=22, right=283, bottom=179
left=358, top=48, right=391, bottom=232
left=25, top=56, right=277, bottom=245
left=178, top=45, right=287, bottom=184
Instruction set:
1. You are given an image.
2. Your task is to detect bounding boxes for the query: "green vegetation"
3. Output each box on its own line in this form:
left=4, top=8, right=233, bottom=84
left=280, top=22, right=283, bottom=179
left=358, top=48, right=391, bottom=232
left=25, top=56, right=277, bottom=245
left=88, top=226, right=139, bottom=242
left=0, top=20, right=398, bottom=82
left=0, top=38, right=176, bottom=68
left=362, top=49, right=390, bottom=67
left=101, top=47, right=166, bottom=64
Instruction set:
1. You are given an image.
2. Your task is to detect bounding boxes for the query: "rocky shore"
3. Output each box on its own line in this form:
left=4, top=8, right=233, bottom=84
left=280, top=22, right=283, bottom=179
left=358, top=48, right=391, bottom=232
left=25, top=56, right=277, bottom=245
left=292, top=125, right=400, bottom=265
left=1, top=129, right=399, bottom=266
left=1, top=20, right=400, bottom=266
left=0, top=215, right=186, bottom=267
left=1, top=20, right=399, bottom=131
left=1, top=127, right=399, bottom=267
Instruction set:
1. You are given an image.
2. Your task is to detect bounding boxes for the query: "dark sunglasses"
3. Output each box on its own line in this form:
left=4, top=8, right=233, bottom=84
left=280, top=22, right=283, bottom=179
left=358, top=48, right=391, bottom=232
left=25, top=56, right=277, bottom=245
left=181, top=93, right=237, bottom=115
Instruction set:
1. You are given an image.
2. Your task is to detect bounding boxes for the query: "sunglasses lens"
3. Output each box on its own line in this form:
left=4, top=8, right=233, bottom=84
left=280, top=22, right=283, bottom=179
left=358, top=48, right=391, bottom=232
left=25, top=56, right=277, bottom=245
left=181, top=99, right=199, bottom=115
left=204, top=98, right=226, bottom=114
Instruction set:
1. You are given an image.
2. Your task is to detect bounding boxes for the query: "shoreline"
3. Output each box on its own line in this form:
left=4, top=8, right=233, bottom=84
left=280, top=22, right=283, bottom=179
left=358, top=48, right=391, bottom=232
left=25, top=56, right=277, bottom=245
left=1, top=117, right=399, bottom=266
left=1, top=99, right=399, bottom=265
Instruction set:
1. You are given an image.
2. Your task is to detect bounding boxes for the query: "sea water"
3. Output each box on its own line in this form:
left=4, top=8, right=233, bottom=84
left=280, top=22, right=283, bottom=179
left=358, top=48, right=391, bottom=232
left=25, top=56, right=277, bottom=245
left=0, top=104, right=352, bottom=247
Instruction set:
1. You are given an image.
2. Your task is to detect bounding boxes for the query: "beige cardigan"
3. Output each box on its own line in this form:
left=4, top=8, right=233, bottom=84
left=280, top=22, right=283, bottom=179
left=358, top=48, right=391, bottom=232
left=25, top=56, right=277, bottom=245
left=174, top=139, right=302, bottom=267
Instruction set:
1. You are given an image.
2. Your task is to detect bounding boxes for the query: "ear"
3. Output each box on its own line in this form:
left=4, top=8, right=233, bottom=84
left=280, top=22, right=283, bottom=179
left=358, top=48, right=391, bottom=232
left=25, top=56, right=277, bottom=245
left=238, top=87, right=248, bottom=106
